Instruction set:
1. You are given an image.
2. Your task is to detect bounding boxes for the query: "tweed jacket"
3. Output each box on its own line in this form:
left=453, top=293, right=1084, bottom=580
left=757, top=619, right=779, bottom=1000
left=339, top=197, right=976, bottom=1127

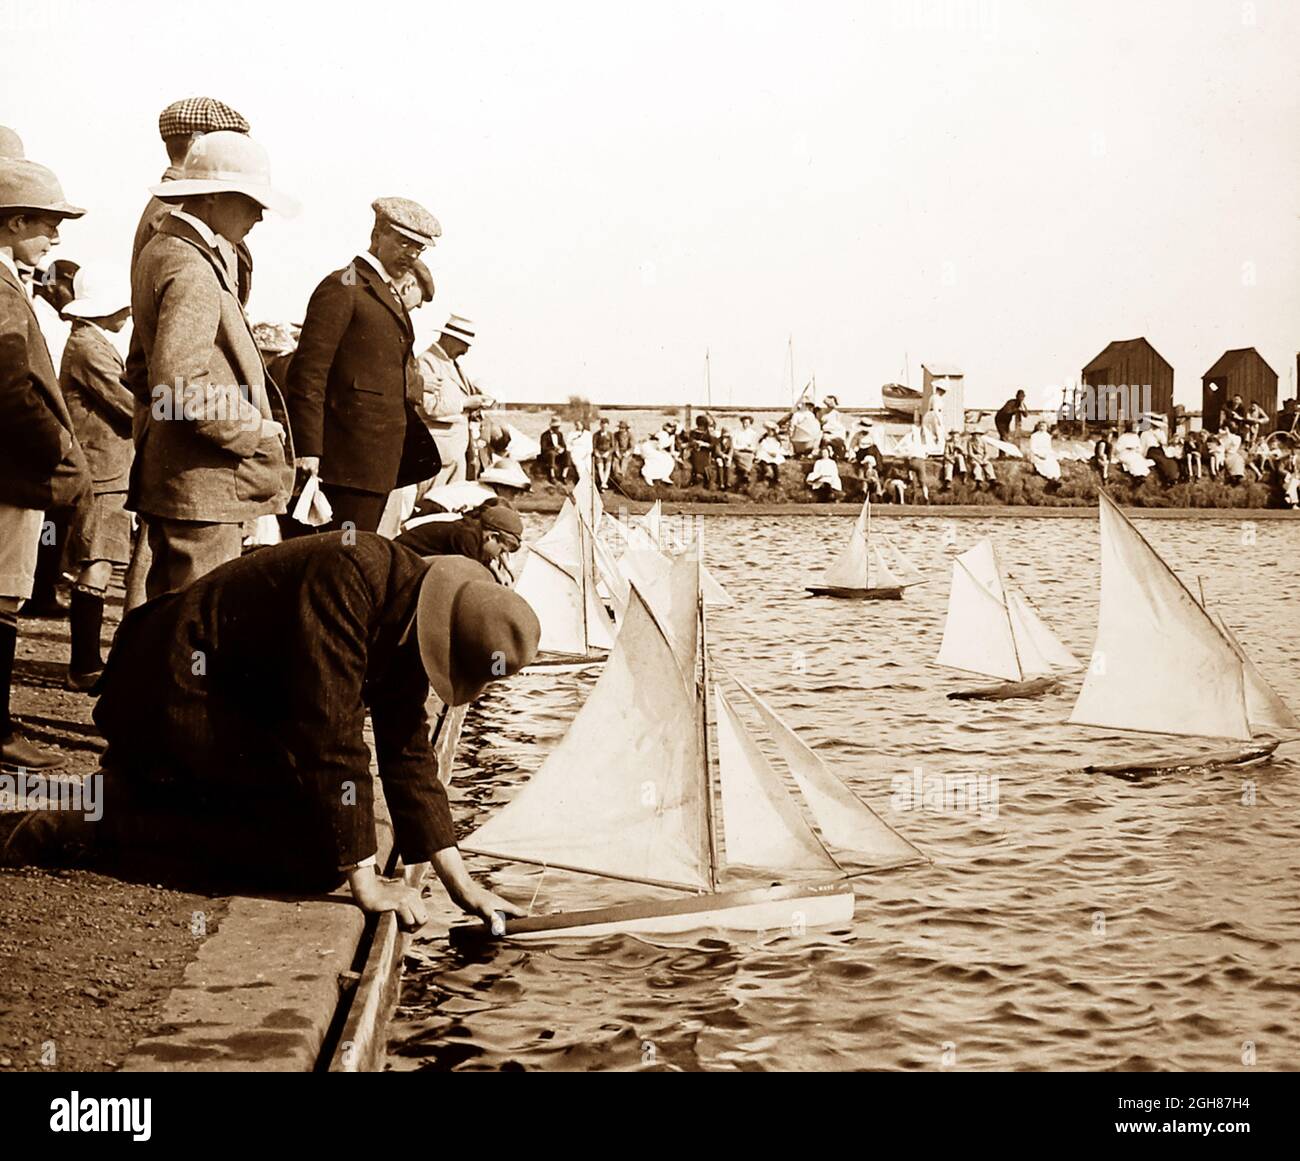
left=287, top=256, right=439, bottom=495
left=60, top=321, right=135, bottom=492
left=129, top=214, right=293, bottom=522
left=0, top=261, right=91, bottom=510
left=94, top=534, right=457, bottom=869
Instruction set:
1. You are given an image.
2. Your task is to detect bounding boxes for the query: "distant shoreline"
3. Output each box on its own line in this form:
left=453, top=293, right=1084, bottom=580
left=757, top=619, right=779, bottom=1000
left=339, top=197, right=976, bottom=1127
left=516, top=496, right=1298, bottom=520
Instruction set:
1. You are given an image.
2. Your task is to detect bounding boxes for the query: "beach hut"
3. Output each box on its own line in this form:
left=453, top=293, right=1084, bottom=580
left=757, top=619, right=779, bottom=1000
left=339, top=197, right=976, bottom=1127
left=1201, top=348, right=1277, bottom=432
left=1081, top=338, right=1173, bottom=425
left=921, top=363, right=964, bottom=431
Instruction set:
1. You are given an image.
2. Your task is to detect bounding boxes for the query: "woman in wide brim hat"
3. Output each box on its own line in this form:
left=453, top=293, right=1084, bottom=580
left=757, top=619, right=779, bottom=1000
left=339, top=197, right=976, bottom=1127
left=148, top=130, right=298, bottom=217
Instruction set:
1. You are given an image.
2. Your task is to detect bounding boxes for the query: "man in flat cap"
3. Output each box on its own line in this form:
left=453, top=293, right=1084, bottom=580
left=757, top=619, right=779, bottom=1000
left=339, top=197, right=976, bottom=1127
left=0, top=157, right=91, bottom=769
left=287, top=198, right=442, bottom=534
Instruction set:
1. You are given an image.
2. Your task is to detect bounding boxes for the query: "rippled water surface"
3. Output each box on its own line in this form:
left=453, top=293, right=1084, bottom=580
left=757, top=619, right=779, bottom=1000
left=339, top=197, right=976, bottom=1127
left=391, top=512, right=1300, bottom=1071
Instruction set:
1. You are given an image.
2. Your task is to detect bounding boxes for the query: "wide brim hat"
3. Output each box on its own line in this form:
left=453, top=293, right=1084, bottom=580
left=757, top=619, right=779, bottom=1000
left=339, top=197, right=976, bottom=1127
left=0, top=159, right=86, bottom=218
left=415, top=558, right=540, bottom=706
left=62, top=267, right=130, bottom=319
left=441, top=313, right=475, bottom=343
left=480, top=458, right=531, bottom=490
left=150, top=131, right=298, bottom=216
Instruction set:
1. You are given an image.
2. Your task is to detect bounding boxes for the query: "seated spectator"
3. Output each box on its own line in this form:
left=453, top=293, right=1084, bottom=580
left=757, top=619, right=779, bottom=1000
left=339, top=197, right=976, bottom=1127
left=637, top=436, right=676, bottom=485
left=940, top=431, right=967, bottom=491
left=1279, top=451, right=1300, bottom=508
left=538, top=417, right=574, bottom=484
left=1146, top=439, right=1181, bottom=486
left=880, top=459, right=909, bottom=503
left=731, top=415, right=757, bottom=487
left=817, top=395, right=848, bottom=458
left=966, top=432, right=998, bottom=490
left=592, top=418, right=615, bottom=491
left=1092, top=428, right=1115, bottom=483
left=1204, top=433, right=1224, bottom=479
left=1246, top=437, right=1271, bottom=482
left=687, top=416, right=715, bottom=488
left=806, top=445, right=843, bottom=502
left=1244, top=401, right=1270, bottom=443
left=755, top=422, right=785, bottom=485
left=714, top=426, right=734, bottom=490
left=612, top=420, right=634, bottom=478
left=1029, top=422, right=1061, bottom=481
left=1223, top=394, right=1247, bottom=436
left=1114, top=423, right=1151, bottom=477
left=848, top=417, right=879, bottom=465
left=857, top=456, right=883, bottom=501
left=1181, top=429, right=1205, bottom=480
left=789, top=401, right=822, bottom=457
left=1223, top=441, right=1247, bottom=484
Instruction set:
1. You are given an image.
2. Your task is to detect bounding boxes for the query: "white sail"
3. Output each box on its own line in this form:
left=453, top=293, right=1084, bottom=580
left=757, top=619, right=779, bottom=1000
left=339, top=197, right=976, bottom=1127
left=823, top=513, right=870, bottom=589
left=513, top=544, right=614, bottom=655
left=868, top=543, right=901, bottom=589
left=534, top=497, right=628, bottom=626
left=700, top=565, right=733, bottom=608
left=878, top=534, right=924, bottom=586
left=1006, top=588, right=1077, bottom=677
left=463, top=586, right=712, bottom=891
left=935, top=541, right=1022, bottom=681
left=714, top=688, right=841, bottom=876
left=1068, top=493, right=1253, bottom=741
left=728, top=676, right=926, bottom=869
left=1211, top=615, right=1300, bottom=737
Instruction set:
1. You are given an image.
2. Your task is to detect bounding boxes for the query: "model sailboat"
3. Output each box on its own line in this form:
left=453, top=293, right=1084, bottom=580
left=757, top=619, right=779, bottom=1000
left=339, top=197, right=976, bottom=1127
left=456, top=554, right=925, bottom=941
left=513, top=482, right=618, bottom=670
left=806, top=500, right=924, bottom=599
left=1069, top=491, right=1297, bottom=774
left=936, top=538, right=1078, bottom=700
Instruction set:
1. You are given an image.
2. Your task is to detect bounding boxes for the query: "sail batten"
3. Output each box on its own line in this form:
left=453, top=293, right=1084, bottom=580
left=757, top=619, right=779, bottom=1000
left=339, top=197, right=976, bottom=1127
left=1068, top=492, right=1254, bottom=741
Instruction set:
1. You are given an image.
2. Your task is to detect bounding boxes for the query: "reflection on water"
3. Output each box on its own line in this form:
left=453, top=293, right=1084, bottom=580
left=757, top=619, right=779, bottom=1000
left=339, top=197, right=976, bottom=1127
left=393, top=513, right=1300, bottom=1071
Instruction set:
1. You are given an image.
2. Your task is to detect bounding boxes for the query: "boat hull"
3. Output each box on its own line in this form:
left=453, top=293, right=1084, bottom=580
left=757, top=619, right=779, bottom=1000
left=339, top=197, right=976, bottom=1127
left=948, top=676, right=1061, bottom=701
left=805, top=585, right=904, bottom=600
left=521, top=651, right=608, bottom=675
left=1084, top=742, right=1280, bottom=777
left=448, top=881, right=856, bottom=945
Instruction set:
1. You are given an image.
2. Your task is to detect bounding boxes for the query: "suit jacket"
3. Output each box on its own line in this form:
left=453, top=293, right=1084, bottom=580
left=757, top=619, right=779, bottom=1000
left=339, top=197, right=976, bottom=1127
left=0, top=262, right=91, bottom=510
left=126, top=183, right=253, bottom=405
left=287, top=257, right=439, bottom=494
left=93, top=533, right=457, bottom=870
left=60, top=321, right=135, bottom=492
left=130, top=214, right=294, bottom=522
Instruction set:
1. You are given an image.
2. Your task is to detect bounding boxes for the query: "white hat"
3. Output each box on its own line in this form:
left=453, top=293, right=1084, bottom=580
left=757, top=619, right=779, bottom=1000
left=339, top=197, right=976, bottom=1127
left=62, top=266, right=130, bottom=319
left=441, top=313, right=475, bottom=344
left=479, top=457, right=530, bottom=490
left=150, top=131, right=298, bottom=216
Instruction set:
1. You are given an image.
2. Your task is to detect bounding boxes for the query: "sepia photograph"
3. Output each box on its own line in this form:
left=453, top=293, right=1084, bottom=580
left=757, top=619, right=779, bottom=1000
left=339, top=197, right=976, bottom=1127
left=0, top=0, right=1296, bottom=1136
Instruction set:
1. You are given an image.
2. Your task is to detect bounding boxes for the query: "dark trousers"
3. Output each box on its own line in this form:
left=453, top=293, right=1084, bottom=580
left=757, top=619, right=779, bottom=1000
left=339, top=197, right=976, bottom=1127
left=321, top=484, right=388, bottom=535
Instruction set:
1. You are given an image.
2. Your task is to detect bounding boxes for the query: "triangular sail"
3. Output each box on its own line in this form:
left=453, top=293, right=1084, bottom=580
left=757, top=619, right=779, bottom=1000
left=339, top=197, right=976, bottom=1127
left=728, top=675, right=926, bottom=869
left=868, top=543, right=901, bottom=589
left=1006, top=588, right=1077, bottom=676
left=935, top=541, right=1022, bottom=681
left=463, top=586, right=712, bottom=891
left=824, top=507, right=870, bottom=588
left=878, top=534, right=924, bottom=586
left=713, top=688, right=842, bottom=876
left=513, top=544, right=614, bottom=655
left=1068, top=492, right=1252, bottom=741
left=1211, top=615, right=1300, bottom=737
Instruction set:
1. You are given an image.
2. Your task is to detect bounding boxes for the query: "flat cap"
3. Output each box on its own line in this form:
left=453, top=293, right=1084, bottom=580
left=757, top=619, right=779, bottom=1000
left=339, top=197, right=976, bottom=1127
left=372, top=196, right=441, bottom=247
left=158, top=97, right=250, bottom=140
left=478, top=503, right=524, bottom=538
left=0, top=126, right=24, bottom=160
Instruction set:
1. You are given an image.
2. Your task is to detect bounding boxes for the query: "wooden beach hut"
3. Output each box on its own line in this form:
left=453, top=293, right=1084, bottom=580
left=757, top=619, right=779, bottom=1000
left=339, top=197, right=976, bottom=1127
left=1201, top=348, right=1278, bottom=432
left=1081, top=337, right=1173, bottom=425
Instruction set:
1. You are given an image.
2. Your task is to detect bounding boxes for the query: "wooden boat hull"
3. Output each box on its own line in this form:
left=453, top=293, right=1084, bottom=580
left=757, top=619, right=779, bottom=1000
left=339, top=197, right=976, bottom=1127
left=948, top=676, right=1061, bottom=701
left=805, top=585, right=904, bottom=600
left=448, top=881, right=856, bottom=945
left=521, top=651, right=608, bottom=675
left=1084, top=742, right=1280, bottom=777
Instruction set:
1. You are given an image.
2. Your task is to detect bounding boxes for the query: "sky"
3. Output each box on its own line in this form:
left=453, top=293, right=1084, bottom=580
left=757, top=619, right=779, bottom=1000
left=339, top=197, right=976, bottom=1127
left=5, top=0, right=1298, bottom=409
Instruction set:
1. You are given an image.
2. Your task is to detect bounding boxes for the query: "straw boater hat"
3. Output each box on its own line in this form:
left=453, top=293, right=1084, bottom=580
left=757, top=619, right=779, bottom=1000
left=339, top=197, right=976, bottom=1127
left=415, top=558, right=539, bottom=706
left=372, top=197, right=440, bottom=248
left=0, top=159, right=86, bottom=219
left=150, top=131, right=298, bottom=216
left=62, top=267, right=130, bottom=320
left=0, top=126, right=24, bottom=160
left=441, top=314, right=475, bottom=344
left=480, top=457, right=531, bottom=491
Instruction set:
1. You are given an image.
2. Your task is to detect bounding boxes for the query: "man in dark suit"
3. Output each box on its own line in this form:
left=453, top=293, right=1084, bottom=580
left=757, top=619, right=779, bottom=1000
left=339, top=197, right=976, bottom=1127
left=2, top=537, right=539, bottom=931
left=0, top=158, right=91, bottom=770
left=288, top=198, right=441, bottom=534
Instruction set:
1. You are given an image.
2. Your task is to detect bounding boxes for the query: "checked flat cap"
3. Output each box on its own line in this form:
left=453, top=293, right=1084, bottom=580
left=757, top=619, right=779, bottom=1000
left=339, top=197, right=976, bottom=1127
left=372, top=197, right=441, bottom=247
left=158, top=97, right=251, bottom=140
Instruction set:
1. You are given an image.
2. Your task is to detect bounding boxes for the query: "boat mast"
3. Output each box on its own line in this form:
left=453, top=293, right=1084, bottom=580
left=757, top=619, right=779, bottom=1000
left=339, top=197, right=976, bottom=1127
left=865, top=499, right=872, bottom=589
left=989, top=543, right=1024, bottom=682
left=698, top=561, right=720, bottom=893
left=705, top=348, right=712, bottom=409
